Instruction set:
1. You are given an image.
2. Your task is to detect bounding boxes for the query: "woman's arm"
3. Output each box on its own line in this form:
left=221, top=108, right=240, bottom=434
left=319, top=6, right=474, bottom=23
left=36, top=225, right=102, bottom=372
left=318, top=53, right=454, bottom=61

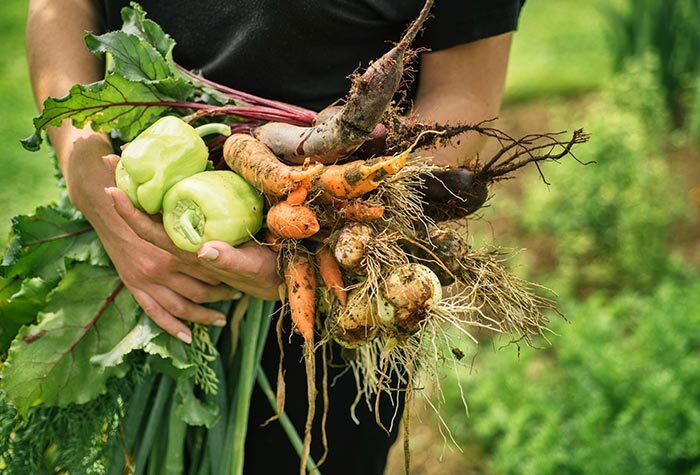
left=412, top=32, right=513, bottom=166
left=26, top=0, right=280, bottom=344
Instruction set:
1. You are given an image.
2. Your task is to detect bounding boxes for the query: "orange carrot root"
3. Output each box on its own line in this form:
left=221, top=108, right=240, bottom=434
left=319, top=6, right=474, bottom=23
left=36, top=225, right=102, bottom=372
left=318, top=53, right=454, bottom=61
left=284, top=252, right=316, bottom=342
left=267, top=201, right=320, bottom=239
left=301, top=341, right=317, bottom=475
left=223, top=133, right=322, bottom=197
left=286, top=183, right=309, bottom=206
left=311, top=153, right=408, bottom=201
left=284, top=252, right=317, bottom=474
left=337, top=201, right=385, bottom=222
left=263, top=229, right=282, bottom=253
left=316, top=245, right=348, bottom=305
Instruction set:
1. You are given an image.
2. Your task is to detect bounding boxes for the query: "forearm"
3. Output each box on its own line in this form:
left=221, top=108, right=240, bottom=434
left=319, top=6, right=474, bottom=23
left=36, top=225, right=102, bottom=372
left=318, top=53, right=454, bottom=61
left=26, top=0, right=114, bottom=224
left=411, top=91, right=498, bottom=167
left=412, top=33, right=512, bottom=167
left=27, top=0, right=104, bottom=114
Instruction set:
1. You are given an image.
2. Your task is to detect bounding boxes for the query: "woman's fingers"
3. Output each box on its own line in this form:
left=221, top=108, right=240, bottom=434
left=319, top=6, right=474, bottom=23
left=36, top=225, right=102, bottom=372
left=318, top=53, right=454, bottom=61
left=105, top=186, right=177, bottom=251
left=167, top=272, right=242, bottom=303
left=197, top=241, right=282, bottom=300
left=149, top=285, right=228, bottom=327
left=131, top=288, right=193, bottom=343
left=105, top=185, right=223, bottom=285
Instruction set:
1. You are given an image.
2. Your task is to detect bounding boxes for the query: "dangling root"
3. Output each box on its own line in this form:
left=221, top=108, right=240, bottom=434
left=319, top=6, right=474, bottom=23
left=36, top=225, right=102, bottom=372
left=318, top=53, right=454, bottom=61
left=374, top=371, right=391, bottom=436
left=456, top=248, right=556, bottom=344
left=403, top=376, right=413, bottom=475
left=313, top=342, right=330, bottom=469
left=300, top=341, right=317, bottom=475
left=373, top=155, right=439, bottom=235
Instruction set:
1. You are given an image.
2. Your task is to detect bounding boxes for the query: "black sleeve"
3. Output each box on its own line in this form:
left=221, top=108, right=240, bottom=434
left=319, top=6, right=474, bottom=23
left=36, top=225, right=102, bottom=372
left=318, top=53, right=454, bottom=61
left=419, top=0, right=525, bottom=51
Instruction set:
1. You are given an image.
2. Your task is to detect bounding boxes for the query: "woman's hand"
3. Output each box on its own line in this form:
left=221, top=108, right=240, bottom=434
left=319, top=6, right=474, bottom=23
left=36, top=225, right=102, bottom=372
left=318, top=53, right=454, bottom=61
left=104, top=156, right=282, bottom=301
left=53, top=128, right=280, bottom=345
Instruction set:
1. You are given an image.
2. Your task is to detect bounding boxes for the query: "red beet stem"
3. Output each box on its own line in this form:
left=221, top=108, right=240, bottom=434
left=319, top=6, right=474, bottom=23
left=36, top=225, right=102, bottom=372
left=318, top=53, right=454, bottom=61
left=177, top=64, right=316, bottom=124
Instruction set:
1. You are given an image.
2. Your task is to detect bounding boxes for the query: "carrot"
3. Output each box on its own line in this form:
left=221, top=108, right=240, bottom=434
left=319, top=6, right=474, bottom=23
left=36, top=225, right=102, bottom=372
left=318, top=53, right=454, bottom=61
left=266, top=201, right=320, bottom=239
left=285, top=252, right=317, bottom=341
left=284, top=253, right=317, bottom=474
left=253, top=0, right=434, bottom=164
left=310, top=152, right=408, bottom=201
left=223, top=134, right=322, bottom=197
left=316, top=245, right=347, bottom=305
left=285, top=183, right=309, bottom=206
left=337, top=200, right=385, bottom=222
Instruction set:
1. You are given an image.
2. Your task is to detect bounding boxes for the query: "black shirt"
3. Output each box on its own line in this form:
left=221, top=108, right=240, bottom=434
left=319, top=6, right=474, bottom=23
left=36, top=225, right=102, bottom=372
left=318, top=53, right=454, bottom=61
left=100, top=1, right=524, bottom=111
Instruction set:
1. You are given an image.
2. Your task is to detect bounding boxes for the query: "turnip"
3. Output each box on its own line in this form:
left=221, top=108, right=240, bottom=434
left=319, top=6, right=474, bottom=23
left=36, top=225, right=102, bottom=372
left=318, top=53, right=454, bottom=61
left=382, top=263, right=442, bottom=335
left=330, top=289, right=379, bottom=349
left=333, top=223, right=374, bottom=274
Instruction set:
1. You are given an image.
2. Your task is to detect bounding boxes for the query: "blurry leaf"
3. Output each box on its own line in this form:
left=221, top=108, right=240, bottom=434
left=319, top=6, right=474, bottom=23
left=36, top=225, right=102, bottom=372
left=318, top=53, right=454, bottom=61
left=21, top=74, right=174, bottom=151
left=91, top=313, right=191, bottom=371
left=85, top=30, right=193, bottom=100
left=451, top=279, right=700, bottom=475
left=2, top=206, right=106, bottom=281
left=1, top=264, right=139, bottom=415
left=175, top=378, right=220, bottom=428
left=0, top=277, right=52, bottom=354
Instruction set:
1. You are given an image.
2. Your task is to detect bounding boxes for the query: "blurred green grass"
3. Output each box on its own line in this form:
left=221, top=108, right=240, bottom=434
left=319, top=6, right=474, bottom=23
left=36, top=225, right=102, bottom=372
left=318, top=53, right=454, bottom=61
left=0, top=0, right=59, bottom=242
left=505, top=0, right=614, bottom=102
left=0, top=0, right=614, bottom=240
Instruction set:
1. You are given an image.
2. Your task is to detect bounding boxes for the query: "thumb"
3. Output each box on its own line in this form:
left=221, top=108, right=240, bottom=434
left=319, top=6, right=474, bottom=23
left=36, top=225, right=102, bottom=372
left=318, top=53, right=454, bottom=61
left=197, top=241, right=240, bottom=268
left=198, top=240, right=267, bottom=278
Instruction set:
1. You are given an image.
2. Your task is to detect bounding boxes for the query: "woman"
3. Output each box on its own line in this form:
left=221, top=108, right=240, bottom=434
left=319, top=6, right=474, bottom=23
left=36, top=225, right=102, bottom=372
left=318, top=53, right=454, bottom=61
left=26, top=1, right=523, bottom=472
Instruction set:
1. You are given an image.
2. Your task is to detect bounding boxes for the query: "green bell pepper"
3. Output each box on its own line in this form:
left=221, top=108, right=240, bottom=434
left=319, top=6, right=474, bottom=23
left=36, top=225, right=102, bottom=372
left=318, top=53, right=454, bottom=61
left=162, top=171, right=264, bottom=252
left=116, top=116, right=231, bottom=214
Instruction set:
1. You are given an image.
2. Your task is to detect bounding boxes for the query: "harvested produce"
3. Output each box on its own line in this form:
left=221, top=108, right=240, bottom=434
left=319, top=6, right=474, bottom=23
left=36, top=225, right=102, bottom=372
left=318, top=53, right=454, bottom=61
left=116, top=116, right=230, bottom=213
left=316, top=245, right=347, bottom=306
left=266, top=200, right=320, bottom=239
left=162, top=170, right=263, bottom=252
left=333, top=223, right=374, bottom=274
left=382, top=263, right=442, bottom=335
left=223, top=133, right=321, bottom=198
left=330, top=289, right=380, bottom=348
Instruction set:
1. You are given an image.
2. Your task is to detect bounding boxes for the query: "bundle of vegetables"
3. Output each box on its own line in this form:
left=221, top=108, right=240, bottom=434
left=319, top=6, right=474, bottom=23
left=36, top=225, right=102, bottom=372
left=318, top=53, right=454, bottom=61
left=1, top=2, right=589, bottom=474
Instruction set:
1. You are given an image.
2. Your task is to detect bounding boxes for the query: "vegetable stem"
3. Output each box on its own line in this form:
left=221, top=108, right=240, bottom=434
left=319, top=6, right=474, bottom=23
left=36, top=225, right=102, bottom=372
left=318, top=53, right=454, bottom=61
left=224, top=298, right=271, bottom=475
left=194, top=123, right=232, bottom=138
left=179, top=207, right=204, bottom=246
left=163, top=397, right=188, bottom=475
left=107, top=371, right=157, bottom=475
left=134, top=376, right=174, bottom=475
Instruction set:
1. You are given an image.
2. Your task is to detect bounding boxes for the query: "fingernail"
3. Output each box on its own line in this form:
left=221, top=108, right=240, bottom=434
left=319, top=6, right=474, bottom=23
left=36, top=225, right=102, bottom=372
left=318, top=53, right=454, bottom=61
left=214, top=319, right=227, bottom=327
left=177, top=331, right=192, bottom=344
left=103, top=156, right=113, bottom=172
left=198, top=246, right=219, bottom=261
left=232, top=291, right=243, bottom=300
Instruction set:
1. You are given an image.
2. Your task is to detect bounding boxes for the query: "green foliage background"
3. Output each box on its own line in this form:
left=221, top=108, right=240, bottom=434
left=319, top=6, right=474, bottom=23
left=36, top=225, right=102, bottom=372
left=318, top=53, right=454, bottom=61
left=0, top=1, right=59, bottom=243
